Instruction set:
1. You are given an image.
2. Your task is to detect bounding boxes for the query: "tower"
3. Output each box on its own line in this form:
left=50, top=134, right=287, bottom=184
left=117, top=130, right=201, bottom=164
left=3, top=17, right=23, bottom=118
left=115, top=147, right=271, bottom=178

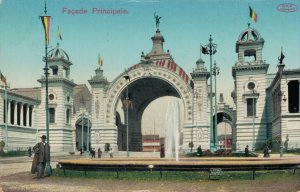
left=190, top=58, right=210, bottom=149
left=37, top=44, right=76, bottom=153
left=232, top=24, right=269, bottom=150
left=88, top=66, right=109, bottom=149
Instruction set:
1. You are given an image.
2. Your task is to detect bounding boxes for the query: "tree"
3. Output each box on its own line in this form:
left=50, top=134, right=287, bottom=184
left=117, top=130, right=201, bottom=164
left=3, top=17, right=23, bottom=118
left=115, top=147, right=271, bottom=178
left=188, top=142, right=194, bottom=152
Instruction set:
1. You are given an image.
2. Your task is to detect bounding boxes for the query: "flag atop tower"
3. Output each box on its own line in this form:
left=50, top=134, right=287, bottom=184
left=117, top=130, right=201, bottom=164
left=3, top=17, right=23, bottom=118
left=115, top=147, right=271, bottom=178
left=58, top=26, right=62, bottom=41
left=249, top=6, right=257, bottom=23
left=98, top=54, right=103, bottom=66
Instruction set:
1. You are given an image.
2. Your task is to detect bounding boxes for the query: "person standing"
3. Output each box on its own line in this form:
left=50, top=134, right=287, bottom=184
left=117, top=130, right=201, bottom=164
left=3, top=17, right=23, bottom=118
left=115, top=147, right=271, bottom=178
left=197, top=145, right=203, bottom=157
left=97, top=148, right=102, bottom=158
left=263, top=145, right=270, bottom=157
left=245, top=145, right=249, bottom=157
left=28, top=146, right=32, bottom=157
left=109, top=147, right=113, bottom=158
left=32, top=135, right=50, bottom=179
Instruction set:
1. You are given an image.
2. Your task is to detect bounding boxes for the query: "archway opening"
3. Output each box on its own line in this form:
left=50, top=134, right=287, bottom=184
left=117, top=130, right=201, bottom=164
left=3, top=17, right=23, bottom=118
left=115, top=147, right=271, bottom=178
left=214, top=112, right=233, bottom=149
left=141, top=96, right=184, bottom=152
left=115, top=77, right=182, bottom=152
left=75, top=116, right=92, bottom=152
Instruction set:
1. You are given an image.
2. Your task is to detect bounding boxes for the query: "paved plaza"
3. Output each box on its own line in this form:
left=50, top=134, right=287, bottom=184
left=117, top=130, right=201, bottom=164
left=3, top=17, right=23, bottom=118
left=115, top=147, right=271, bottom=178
left=1, top=154, right=300, bottom=192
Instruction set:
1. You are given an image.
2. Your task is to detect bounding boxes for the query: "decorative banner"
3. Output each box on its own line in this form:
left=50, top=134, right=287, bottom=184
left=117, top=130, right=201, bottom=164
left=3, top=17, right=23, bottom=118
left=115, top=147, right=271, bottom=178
left=41, top=16, right=51, bottom=44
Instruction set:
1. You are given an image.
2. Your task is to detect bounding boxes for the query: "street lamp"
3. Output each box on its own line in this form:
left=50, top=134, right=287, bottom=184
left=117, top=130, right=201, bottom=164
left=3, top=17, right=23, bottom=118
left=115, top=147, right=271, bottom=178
left=252, top=90, right=256, bottom=152
left=123, top=72, right=130, bottom=158
left=212, top=61, right=220, bottom=149
left=202, top=35, right=217, bottom=151
left=280, top=92, right=287, bottom=157
left=223, top=116, right=227, bottom=150
left=40, top=1, right=52, bottom=175
left=86, top=97, right=91, bottom=157
left=80, top=96, right=85, bottom=154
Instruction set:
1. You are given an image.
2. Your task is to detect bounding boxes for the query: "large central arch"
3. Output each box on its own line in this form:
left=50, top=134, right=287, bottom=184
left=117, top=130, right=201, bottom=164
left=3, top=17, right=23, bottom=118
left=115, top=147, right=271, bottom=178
left=88, top=30, right=208, bottom=152
left=107, top=62, right=193, bottom=151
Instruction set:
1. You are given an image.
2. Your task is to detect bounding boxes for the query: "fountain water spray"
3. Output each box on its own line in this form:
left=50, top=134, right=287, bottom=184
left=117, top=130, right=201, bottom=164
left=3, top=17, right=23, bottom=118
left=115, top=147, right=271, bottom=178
left=165, top=100, right=180, bottom=161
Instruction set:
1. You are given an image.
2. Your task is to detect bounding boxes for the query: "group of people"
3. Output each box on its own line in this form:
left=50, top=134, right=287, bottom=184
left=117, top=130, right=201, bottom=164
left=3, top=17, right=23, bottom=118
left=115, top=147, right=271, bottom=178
left=89, top=147, right=113, bottom=158
left=245, top=144, right=270, bottom=157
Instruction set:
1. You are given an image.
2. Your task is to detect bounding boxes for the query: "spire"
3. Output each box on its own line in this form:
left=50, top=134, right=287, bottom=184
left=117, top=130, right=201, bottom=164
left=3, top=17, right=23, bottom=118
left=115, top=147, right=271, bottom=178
left=44, top=0, right=47, bottom=15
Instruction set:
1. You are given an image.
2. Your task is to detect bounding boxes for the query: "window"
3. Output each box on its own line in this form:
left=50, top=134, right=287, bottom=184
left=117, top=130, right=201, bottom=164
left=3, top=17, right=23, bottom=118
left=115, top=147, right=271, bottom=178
left=52, top=68, right=58, bottom=75
left=247, top=98, right=256, bottom=117
left=66, top=108, right=70, bottom=124
left=247, top=82, right=255, bottom=90
left=49, top=108, right=55, bottom=123
left=288, top=80, right=299, bottom=113
left=49, top=94, right=54, bottom=100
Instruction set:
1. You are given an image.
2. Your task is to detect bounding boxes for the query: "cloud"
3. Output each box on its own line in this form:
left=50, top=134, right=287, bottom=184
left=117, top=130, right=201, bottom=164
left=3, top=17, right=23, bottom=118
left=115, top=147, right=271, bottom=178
left=0, top=0, right=2, bottom=5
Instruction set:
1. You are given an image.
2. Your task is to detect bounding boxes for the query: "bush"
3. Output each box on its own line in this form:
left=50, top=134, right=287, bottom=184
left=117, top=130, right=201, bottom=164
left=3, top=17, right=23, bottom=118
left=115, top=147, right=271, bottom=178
left=0, top=150, right=27, bottom=157
left=214, top=149, right=232, bottom=157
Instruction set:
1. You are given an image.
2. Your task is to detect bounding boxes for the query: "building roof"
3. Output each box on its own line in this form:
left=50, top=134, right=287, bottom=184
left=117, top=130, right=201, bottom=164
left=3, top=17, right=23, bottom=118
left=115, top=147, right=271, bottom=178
left=73, top=84, right=92, bottom=113
left=48, top=45, right=70, bottom=61
left=9, top=87, right=41, bottom=101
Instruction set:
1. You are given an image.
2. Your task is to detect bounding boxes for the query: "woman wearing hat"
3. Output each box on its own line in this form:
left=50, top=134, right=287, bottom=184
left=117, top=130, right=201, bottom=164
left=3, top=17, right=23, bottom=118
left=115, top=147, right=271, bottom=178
left=31, top=135, right=50, bottom=179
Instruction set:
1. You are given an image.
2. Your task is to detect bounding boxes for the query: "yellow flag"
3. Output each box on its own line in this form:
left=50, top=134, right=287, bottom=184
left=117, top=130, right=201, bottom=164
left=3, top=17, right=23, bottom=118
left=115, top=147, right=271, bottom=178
left=98, top=54, right=103, bottom=66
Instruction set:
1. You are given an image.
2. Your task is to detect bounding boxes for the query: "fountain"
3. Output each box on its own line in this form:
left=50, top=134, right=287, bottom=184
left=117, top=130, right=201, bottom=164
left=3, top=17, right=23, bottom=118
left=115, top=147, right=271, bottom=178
left=165, top=100, right=180, bottom=161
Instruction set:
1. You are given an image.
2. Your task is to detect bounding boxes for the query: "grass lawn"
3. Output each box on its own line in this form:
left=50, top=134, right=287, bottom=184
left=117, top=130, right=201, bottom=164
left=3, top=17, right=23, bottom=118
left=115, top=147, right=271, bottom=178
left=52, top=168, right=300, bottom=181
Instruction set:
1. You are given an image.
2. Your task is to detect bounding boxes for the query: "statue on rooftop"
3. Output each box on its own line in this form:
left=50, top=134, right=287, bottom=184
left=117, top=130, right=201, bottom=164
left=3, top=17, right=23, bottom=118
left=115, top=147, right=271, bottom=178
left=154, top=12, right=162, bottom=30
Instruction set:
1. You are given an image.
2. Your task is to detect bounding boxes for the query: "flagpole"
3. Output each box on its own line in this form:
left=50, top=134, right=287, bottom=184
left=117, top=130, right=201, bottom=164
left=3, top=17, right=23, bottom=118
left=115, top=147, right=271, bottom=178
left=202, top=35, right=217, bottom=151
left=43, top=0, right=52, bottom=176
left=4, top=83, right=8, bottom=152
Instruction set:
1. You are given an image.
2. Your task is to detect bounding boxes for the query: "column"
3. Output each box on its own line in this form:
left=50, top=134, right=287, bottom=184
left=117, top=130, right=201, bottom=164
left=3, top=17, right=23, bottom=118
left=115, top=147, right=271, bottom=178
left=13, top=101, right=17, bottom=125
left=20, top=103, right=23, bottom=126
left=26, top=104, right=29, bottom=127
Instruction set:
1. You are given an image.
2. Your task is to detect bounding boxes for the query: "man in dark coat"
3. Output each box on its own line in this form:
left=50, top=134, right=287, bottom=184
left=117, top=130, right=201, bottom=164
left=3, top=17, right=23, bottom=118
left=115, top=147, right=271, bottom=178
left=245, top=145, right=249, bottom=157
left=197, top=145, right=203, bottom=157
left=32, top=135, right=50, bottom=179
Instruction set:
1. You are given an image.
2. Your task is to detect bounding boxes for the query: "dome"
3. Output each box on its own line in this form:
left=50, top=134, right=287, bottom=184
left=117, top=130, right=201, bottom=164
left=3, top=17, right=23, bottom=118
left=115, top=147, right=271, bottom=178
left=196, top=58, right=205, bottom=64
left=237, top=25, right=263, bottom=42
left=48, top=45, right=70, bottom=61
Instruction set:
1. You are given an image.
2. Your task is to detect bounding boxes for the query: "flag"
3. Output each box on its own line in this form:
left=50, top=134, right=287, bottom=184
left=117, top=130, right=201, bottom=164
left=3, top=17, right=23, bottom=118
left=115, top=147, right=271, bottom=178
left=249, top=6, right=257, bottom=22
left=41, top=16, right=51, bottom=44
left=58, top=26, right=62, bottom=41
left=201, top=45, right=209, bottom=55
left=0, top=72, right=7, bottom=85
left=98, top=54, right=103, bottom=66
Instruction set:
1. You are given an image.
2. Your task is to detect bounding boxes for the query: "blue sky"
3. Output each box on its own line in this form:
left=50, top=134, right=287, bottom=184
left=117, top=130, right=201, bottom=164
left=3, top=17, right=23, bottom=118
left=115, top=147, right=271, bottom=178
left=0, top=0, right=299, bottom=105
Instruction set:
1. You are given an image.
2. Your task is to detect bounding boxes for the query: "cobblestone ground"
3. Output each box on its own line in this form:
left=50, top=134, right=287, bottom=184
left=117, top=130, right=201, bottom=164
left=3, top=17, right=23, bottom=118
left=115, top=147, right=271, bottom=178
left=1, top=155, right=300, bottom=192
